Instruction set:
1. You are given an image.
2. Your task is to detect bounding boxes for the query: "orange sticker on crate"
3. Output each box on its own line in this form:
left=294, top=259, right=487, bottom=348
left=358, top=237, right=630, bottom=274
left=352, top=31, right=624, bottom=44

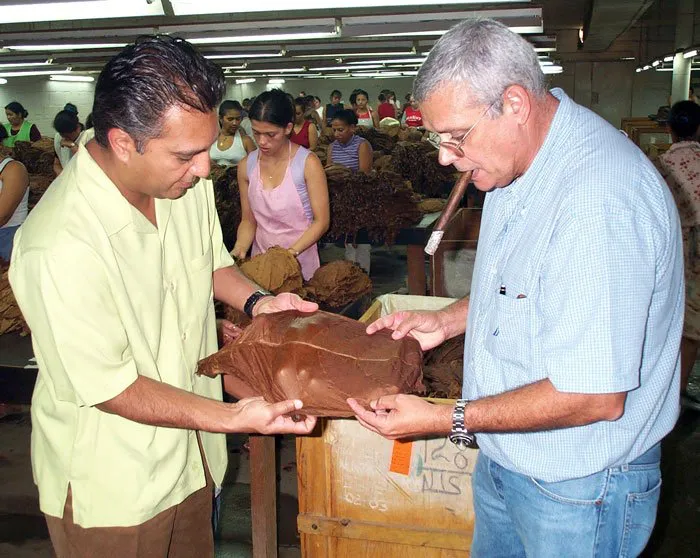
left=389, top=440, right=413, bottom=475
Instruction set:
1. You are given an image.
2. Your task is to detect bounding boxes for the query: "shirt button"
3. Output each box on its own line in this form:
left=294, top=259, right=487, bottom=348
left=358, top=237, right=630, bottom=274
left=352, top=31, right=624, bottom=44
left=182, top=331, right=187, bottom=341
left=170, top=281, right=176, bottom=292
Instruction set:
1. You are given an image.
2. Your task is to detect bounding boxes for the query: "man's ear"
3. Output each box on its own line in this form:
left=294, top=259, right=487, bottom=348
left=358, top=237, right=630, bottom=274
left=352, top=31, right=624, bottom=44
left=502, top=85, right=532, bottom=125
left=107, top=128, right=138, bottom=163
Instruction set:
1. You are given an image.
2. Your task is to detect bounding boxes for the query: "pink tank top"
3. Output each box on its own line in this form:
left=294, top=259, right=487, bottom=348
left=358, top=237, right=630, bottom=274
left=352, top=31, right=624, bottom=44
left=247, top=144, right=320, bottom=280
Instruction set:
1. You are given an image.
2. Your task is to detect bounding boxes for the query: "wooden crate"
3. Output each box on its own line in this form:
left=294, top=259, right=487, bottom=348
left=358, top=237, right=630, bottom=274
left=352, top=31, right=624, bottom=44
left=297, top=295, right=476, bottom=557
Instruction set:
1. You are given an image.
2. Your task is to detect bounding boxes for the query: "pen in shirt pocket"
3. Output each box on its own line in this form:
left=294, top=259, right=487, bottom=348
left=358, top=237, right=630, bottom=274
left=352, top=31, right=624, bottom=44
left=499, top=285, right=527, bottom=299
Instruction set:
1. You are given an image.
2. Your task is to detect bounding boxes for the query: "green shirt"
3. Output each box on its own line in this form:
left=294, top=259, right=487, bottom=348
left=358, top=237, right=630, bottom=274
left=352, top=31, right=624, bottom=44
left=2, top=120, right=33, bottom=147
left=10, top=144, right=234, bottom=527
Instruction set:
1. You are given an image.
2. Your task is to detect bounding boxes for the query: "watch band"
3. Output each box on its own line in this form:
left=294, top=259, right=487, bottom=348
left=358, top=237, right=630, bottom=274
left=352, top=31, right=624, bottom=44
left=243, top=289, right=272, bottom=319
left=449, top=399, right=476, bottom=449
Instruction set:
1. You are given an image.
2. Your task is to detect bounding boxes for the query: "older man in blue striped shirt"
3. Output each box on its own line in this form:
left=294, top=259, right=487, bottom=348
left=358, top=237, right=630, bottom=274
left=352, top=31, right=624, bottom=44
left=348, top=18, right=682, bottom=558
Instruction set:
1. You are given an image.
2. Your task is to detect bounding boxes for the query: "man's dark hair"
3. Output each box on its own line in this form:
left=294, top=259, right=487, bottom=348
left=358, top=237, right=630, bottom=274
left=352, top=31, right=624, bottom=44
left=53, top=110, right=81, bottom=135
left=218, top=100, right=243, bottom=118
left=92, top=35, right=225, bottom=153
left=668, top=101, right=700, bottom=141
left=249, top=89, right=294, bottom=128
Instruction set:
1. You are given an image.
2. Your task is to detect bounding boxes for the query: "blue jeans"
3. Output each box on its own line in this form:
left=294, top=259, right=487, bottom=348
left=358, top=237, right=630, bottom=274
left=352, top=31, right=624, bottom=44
left=471, top=444, right=661, bottom=558
left=0, top=225, right=19, bottom=262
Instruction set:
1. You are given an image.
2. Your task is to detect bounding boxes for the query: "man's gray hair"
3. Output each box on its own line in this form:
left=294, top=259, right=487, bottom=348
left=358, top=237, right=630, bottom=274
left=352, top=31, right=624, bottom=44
left=414, top=18, right=546, bottom=112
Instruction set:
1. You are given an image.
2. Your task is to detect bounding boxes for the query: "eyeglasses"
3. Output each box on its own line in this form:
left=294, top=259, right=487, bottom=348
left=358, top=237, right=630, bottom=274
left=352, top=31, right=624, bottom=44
left=439, top=100, right=496, bottom=158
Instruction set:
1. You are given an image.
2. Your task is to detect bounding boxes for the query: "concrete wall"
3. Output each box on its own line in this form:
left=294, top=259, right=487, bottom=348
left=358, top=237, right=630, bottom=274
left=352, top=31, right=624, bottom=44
left=1, top=78, right=96, bottom=137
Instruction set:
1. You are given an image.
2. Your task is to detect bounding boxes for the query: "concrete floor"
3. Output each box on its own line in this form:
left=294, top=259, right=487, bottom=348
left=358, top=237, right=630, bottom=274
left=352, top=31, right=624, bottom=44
left=0, top=245, right=698, bottom=557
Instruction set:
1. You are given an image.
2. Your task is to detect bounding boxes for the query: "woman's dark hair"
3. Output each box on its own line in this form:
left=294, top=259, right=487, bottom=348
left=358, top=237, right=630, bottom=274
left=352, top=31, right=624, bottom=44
left=331, top=109, right=358, bottom=127
left=85, top=113, right=94, bottom=129
left=0, top=126, right=7, bottom=142
left=354, top=89, right=369, bottom=100
left=314, top=96, right=321, bottom=103
left=5, top=101, right=28, bottom=118
left=249, top=89, right=295, bottom=128
left=218, top=100, right=243, bottom=118
left=63, top=102, right=78, bottom=115
left=378, top=93, right=386, bottom=102
left=53, top=110, right=81, bottom=135
left=330, top=90, right=342, bottom=98
left=668, top=101, right=700, bottom=141
left=294, top=97, right=306, bottom=110
left=92, top=35, right=225, bottom=153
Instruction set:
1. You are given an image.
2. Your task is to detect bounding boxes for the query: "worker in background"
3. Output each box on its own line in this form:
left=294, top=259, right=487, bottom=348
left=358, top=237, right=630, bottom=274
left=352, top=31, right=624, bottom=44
left=349, top=18, right=682, bottom=557
left=377, top=93, right=396, bottom=120
left=0, top=126, right=29, bottom=261
left=328, top=109, right=373, bottom=274
left=209, top=100, right=255, bottom=167
left=323, top=89, right=344, bottom=127
left=232, top=89, right=329, bottom=281
left=656, top=100, right=700, bottom=411
left=290, top=97, right=319, bottom=151
left=401, top=95, right=424, bottom=128
left=52, top=105, right=86, bottom=176
left=10, top=36, right=317, bottom=557
left=3, top=101, right=41, bottom=147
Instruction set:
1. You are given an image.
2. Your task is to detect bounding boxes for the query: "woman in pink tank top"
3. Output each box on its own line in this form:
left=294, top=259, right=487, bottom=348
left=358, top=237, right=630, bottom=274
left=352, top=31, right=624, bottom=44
left=231, top=89, right=329, bottom=280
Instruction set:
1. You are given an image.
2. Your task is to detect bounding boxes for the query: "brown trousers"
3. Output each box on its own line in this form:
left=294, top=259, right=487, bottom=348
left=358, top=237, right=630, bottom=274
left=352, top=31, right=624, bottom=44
left=45, top=448, right=214, bottom=557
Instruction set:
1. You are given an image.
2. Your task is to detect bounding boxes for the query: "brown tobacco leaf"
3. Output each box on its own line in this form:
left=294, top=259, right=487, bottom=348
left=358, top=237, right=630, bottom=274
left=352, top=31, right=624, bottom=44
left=0, top=261, right=29, bottom=336
left=305, top=260, right=372, bottom=308
left=421, top=335, right=465, bottom=399
left=238, top=246, right=304, bottom=295
left=197, top=310, right=424, bottom=417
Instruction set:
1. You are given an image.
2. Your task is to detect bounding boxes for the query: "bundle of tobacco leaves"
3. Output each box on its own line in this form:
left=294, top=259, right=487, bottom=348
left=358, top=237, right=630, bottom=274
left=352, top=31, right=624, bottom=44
left=12, top=141, right=54, bottom=176
left=210, top=165, right=241, bottom=251
left=421, top=334, right=465, bottom=399
left=355, top=128, right=396, bottom=154
left=389, top=141, right=457, bottom=198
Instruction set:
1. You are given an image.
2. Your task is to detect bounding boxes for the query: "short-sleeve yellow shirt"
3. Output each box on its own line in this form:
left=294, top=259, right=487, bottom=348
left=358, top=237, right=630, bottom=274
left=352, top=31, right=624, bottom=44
left=9, top=144, right=234, bottom=528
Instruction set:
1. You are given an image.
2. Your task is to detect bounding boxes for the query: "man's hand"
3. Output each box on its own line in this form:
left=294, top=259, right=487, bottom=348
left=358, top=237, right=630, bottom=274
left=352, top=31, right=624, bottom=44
left=254, top=292, right=318, bottom=316
left=234, top=397, right=317, bottom=435
left=347, top=395, right=452, bottom=440
left=366, top=310, right=448, bottom=351
left=216, top=319, right=242, bottom=346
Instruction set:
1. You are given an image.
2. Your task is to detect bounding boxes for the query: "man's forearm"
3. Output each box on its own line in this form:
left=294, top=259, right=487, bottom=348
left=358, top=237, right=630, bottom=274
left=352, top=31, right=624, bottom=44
left=439, top=297, right=470, bottom=340
left=96, top=375, right=238, bottom=433
left=213, top=265, right=262, bottom=310
left=463, top=379, right=626, bottom=434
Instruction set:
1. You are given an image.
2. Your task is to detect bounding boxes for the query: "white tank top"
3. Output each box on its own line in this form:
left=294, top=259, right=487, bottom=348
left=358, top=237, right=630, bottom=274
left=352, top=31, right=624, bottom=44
left=0, top=158, right=29, bottom=229
left=209, top=132, right=247, bottom=166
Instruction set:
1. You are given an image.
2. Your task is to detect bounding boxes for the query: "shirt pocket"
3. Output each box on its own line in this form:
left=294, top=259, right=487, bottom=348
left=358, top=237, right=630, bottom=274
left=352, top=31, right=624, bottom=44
left=483, top=293, right=531, bottom=369
left=183, top=245, right=214, bottom=323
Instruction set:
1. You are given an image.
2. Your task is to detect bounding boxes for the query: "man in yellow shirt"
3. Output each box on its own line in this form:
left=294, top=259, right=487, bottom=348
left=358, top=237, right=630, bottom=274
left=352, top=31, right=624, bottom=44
left=9, top=36, right=316, bottom=557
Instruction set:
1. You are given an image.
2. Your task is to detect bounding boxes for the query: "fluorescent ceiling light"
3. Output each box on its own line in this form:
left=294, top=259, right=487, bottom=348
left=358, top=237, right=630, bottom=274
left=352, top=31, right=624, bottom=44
left=534, top=47, right=556, bottom=53
left=683, top=49, right=697, bottom=59
left=49, top=74, right=94, bottom=82
left=310, top=64, right=382, bottom=71
left=542, top=65, right=563, bottom=75
left=620, top=57, right=635, bottom=61
left=643, top=65, right=651, bottom=70
left=351, top=71, right=403, bottom=77
left=242, top=67, right=306, bottom=73
left=0, top=61, right=54, bottom=69
left=0, top=69, right=71, bottom=78
left=635, top=68, right=642, bottom=73
left=268, top=78, right=286, bottom=84
left=0, top=0, right=163, bottom=24
left=222, top=65, right=246, bottom=70
left=191, top=32, right=337, bottom=45
left=348, top=58, right=426, bottom=64
left=663, top=55, right=674, bottom=62
left=539, top=61, right=554, bottom=66
left=205, top=53, right=283, bottom=59
left=0, top=78, right=7, bottom=85
left=235, top=78, right=256, bottom=84
left=173, top=0, right=525, bottom=16
left=8, top=43, right=127, bottom=52
left=358, top=25, right=542, bottom=39
left=652, top=60, right=661, bottom=67
left=293, top=52, right=410, bottom=59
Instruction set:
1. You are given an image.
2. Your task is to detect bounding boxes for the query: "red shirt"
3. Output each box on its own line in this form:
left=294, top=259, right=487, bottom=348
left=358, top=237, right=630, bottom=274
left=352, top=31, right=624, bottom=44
left=290, top=120, right=312, bottom=148
left=404, top=106, right=423, bottom=127
left=377, top=102, right=396, bottom=120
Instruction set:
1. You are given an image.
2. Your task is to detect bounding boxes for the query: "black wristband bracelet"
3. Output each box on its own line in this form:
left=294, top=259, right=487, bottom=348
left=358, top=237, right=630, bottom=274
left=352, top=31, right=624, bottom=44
left=243, top=290, right=272, bottom=319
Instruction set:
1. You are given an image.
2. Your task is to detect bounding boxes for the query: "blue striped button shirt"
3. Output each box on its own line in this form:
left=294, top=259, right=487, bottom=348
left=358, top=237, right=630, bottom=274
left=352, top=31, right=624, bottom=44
left=463, top=88, right=683, bottom=482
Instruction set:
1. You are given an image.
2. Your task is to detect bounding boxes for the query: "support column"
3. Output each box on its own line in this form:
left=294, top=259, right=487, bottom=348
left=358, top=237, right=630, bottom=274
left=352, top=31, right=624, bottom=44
left=670, top=0, right=695, bottom=104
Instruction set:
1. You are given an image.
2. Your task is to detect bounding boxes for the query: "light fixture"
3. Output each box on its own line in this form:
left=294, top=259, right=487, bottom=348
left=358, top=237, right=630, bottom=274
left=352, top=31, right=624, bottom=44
left=49, top=74, right=94, bottom=82
left=235, top=78, right=256, bottom=84
left=348, top=58, right=427, bottom=65
left=620, top=57, right=635, bottom=61
left=539, top=60, right=554, bottom=66
left=0, top=0, right=163, bottom=24
left=0, top=78, right=7, bottom=85
left=541, top=65, right=563, bottom=75
left=310, top=64, right=382, bottom=71
left=664, top=55, right=674, bottom=62
left=241, top=67, right=306, bottom=74
left=636, top=68, right=642, bottom=73
left=683, top=49, right=698, bottom=59
left=0, top=61, right=54, bottom=69
left=205, top=52, right=283, bottom=60
left=643, top=65, right=651, bottom=70
left=191, top=32, right=337, bottom=45
left=7, top=43, right=127, bottom=52
left=534, top=47, right=556, bottom=53
left=0, top=68, right=70, bottom=78
left=221, top=65, right=246, bottom=70
left=268, top=78, right=286, bottom=84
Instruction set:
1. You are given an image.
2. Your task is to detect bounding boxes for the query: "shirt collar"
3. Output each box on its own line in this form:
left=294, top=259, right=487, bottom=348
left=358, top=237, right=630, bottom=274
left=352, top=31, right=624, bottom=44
left=74, top=144, right=171, bottom=236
